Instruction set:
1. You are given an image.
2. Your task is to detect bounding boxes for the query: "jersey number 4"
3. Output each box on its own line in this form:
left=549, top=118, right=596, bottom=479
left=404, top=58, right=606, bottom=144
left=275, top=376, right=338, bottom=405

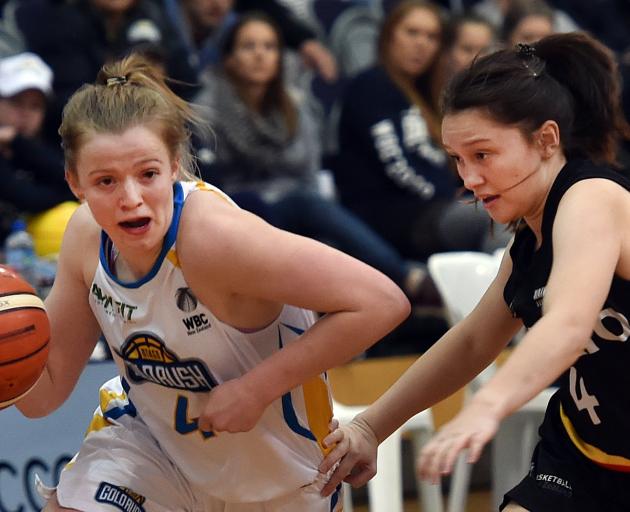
left=569, top=367, right=601, bottom=425
left=174, top=395, right=214, bottom=438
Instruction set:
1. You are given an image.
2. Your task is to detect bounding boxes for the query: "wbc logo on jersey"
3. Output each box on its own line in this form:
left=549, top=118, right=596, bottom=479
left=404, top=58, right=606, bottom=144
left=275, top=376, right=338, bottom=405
left=175, top=287, right=211, bottom=335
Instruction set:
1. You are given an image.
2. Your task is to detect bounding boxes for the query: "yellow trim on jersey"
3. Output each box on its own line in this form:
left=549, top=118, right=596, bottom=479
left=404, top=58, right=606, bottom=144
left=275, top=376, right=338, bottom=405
left=84, top=387, right=129, bottom=436
left=194, top=181, right=234, bottom=205
left=302, top=375, right=333, bottom=454
left=560, top=405, right=630, bottom=471
left=166, top=249, right=180, bottom=268
left=0, top=293, right=45, bottom=312
left=166, top=181, right=236, bottom=269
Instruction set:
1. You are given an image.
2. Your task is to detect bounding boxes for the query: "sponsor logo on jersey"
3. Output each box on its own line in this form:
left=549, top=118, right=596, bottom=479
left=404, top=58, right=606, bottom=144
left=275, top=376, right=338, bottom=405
left=95, top=482, right=146, bottom=512
left=175, top=287, right=198, bottom=312
left=116, top=332, right=218, bottom=391
left=182, top=313, right=211, bottom=335
left=175, top=287, right=211, bottom=335
left=535, top=473, right=572, bottom=497
left=533, top=286, right=545, bottom=308
left=92, top=283, right=138, bottom=322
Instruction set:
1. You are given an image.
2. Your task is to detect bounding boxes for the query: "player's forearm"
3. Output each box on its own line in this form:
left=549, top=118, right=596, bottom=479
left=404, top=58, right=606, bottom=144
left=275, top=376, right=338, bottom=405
left=15, top=367, right=60, bottom=417
left=241, top=300, right=409, bottom=407
left=359, top=324, right=500, bottom=443
left=471, top=314, right=587, bottom=421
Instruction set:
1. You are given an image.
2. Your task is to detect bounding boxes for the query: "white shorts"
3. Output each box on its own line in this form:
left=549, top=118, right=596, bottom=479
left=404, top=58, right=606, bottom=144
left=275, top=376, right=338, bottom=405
left=42, top=413, right=343, bottom=512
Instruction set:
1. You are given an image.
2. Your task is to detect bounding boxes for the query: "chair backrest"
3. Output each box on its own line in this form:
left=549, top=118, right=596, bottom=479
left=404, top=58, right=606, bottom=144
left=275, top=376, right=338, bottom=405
left=428, top=251, right=501, bottom=326
left=328, top=355, right=466, bottom=429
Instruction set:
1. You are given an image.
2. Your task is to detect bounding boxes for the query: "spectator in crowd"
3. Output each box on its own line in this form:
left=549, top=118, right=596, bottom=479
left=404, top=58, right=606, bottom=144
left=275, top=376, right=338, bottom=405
left=472, top=0, right=578, bottom=35
left=194, top=12, right=438, bottom=307
left=162, top=0, right=337, bottom=82
left=0, top=52, right=74, bottom=243
left=14, top=0, right=195, bottom=144
left=331, top=0, right=509, bottom=263
left=432, top=11, right=496, bottom=106
left=501, top=0, right=554, bottom=46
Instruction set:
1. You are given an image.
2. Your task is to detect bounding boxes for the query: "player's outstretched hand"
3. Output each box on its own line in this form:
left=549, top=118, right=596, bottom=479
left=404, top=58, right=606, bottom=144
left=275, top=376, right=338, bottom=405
left=198, top=378, right=266, bottom=434
left=417, top=401, right=500, bottom=484
left=319, top=415, right=378, bottom=497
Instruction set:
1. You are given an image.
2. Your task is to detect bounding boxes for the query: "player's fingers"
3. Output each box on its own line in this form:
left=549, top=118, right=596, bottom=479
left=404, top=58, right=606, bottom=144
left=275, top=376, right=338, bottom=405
left=321, top=456, right=355, bottom=497
left=197, top=417, right=213, bottom=433
left=319, top=437, right=349, bottom=473
left=344, top=463, right=376, bottom=488
left=417, top=438, right=439, bottom=481
left=322, top=427, right=345, bottom=450
left=419, top=439, right=447, bottom=484
left=329, top=418, right=339, bottom=431
left=467, top=435, right=485, bottom=464
left=441, top=438, right=469, bottom=476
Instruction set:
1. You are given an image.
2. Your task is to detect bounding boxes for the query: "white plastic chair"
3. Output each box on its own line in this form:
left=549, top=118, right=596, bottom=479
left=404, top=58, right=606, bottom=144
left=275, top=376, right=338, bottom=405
left=427, top=251, right=555, bottom=511
left=427, top=251, right=499, bottom=512
left=329, top=357, right=444, bottom=512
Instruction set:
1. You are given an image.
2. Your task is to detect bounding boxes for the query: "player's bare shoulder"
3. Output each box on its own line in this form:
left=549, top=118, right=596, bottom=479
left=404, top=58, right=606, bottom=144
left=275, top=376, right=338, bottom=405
left=178, top=186, right=261, bottom=258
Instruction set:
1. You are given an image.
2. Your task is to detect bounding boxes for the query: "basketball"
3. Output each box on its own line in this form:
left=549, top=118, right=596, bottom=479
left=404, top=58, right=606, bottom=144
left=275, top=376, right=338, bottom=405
left=0, top=265, right=50, bottom=410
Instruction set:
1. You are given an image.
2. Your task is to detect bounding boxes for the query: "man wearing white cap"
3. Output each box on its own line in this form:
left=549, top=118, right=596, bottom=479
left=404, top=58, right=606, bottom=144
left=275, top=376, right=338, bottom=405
left=0, top=52, right=52, bottom=141
left=0, top=52, right=74, bottom=245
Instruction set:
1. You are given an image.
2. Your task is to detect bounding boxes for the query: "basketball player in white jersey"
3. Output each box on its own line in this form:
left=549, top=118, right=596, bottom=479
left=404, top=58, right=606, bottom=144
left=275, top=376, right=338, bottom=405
left=14, top=54, right=411, bottom=511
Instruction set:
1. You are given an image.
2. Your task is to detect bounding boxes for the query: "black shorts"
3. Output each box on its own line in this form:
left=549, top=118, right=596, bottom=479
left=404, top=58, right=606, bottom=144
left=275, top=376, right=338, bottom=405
left=500, top=432, right=630, bottom=511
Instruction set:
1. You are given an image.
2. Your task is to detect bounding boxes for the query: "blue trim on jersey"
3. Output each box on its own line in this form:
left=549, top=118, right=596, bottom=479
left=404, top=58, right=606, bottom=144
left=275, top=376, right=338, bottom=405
left=330, top=483, right=341, bottom=511
left=98, top=182, right=185, bottom=288
left=282, top=323, right=305, bottom=336
left=102, top=377, right=138, bottom=420
left=278, top=327, right=317, bottom=442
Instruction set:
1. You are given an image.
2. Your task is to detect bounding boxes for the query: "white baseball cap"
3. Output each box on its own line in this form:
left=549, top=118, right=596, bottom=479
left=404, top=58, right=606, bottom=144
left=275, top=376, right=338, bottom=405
left=0, top=52, right=53, bottom=98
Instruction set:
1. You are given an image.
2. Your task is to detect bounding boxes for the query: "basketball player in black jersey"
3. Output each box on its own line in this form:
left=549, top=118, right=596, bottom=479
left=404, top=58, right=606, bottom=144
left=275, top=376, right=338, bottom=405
left=319, top=32, right=630, bottom=511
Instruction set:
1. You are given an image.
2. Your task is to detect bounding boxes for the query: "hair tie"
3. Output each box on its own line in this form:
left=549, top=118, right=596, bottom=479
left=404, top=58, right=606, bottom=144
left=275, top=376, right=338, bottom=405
left=106, top=76, right=127, bottom=87
left=516, top=43, right=536, bottom=58
left=515, top=43, right=544, bottom=78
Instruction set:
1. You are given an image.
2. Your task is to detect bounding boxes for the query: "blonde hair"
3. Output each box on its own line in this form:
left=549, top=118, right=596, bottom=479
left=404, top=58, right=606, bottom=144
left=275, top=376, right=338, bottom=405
left=60, top=54, right=201, bottom=181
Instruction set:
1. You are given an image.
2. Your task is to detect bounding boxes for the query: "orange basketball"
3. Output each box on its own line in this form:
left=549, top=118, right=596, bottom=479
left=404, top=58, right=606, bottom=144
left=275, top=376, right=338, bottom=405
left=0, top=265, right=50, bottom=410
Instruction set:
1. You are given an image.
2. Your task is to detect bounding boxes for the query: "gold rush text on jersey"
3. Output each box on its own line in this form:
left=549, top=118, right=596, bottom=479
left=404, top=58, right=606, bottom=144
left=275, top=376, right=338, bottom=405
left=115, top=332, right=218, bottom=391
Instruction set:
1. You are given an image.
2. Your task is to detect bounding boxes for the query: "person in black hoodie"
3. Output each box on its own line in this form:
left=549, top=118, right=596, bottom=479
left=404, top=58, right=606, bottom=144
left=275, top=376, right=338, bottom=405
left=0, top=52, right=74, bottom=243
left=332, top=0, right=509, bottom=262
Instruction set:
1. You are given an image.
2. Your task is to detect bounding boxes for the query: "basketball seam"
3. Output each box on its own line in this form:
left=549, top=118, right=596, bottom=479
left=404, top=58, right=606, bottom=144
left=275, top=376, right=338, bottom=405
left=0, top=324, right=36, bottom=341
left=0, top=306, right=47, bottom=315
left=0, top=291, right=38, bottom=298
left=0, top=339, right=49, bottom=366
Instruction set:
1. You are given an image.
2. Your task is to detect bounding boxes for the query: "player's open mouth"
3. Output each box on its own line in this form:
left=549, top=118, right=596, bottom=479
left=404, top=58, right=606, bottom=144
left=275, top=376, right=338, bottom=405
left=119, top=217, right=151, bottom=230
left=482, top=195, right=499, bottom=205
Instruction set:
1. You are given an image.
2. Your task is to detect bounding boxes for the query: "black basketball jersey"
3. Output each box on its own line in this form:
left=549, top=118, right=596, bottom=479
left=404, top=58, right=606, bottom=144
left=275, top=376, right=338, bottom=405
left=504, top=158, right=630, bottom=471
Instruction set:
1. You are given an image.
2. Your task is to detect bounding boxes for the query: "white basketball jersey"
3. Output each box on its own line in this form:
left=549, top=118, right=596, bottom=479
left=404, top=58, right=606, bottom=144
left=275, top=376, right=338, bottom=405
left=88, top=181, right=333, bottom=502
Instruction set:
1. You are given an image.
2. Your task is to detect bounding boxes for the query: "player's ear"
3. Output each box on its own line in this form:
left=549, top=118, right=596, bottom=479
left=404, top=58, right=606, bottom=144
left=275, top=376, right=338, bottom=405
left=170, top=157, right=179, bottom=182
left=65, top=169, right=85, bottom=202
left=536, top=120, right=561, bottom=159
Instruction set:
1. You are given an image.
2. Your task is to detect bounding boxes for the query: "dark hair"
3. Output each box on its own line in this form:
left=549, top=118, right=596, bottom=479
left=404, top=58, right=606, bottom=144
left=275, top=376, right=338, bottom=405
left=60, top=54, right=201, bottom=180
left=441, top=32, right=630, bottom=166
left=219, top=12, right=298, bottom=137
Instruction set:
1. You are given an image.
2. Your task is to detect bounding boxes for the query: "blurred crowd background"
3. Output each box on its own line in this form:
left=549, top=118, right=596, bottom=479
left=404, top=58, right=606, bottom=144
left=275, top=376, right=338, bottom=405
left=0, top=0, right=629, bottom=358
